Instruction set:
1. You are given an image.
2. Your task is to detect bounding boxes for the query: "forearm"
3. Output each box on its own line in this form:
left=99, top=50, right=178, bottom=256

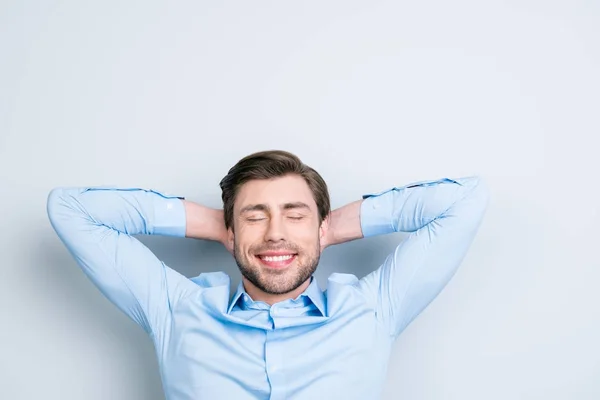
left=48, top=187, right=185, bottom=237
left=360, top=176, right=488, bottom=237
left=49, top=186, right=228, bottom=247
left=183, top=200, right=227, bottom=242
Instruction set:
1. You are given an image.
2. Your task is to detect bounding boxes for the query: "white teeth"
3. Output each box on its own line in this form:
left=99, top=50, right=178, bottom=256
left=261, top=255, right=294, bottom=262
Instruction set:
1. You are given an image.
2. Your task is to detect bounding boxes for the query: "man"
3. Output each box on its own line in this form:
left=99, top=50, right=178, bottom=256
left=47, top=150, right=489, bottom=400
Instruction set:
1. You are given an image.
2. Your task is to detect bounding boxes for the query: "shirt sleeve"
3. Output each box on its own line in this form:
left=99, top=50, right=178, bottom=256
left=46, top=186, right=195, bottom=338
left=356, top=176, right=490, bottom=339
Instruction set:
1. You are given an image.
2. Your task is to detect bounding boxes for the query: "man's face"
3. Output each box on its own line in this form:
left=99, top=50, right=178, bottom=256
left=228, top=174, right=327, bottom=296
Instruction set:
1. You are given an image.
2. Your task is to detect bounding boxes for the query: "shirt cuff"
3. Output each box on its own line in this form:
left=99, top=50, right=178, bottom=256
left=151, top=190, right=187, bottom=237
left=360, top=191, right=395, bottom=238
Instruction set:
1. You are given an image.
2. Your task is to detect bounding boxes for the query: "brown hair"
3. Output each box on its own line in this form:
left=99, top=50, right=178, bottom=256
left=219, top=150, right=331, bottom=231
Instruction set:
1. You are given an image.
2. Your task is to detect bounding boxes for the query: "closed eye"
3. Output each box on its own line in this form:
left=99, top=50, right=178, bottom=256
left=245, top=216, right=305, bottom=222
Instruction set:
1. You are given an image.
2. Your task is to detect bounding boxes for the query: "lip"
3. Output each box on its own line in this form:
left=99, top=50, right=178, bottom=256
left=255, top=254, right=297, bottom=269
left=256, top=251, right=297, bottom=257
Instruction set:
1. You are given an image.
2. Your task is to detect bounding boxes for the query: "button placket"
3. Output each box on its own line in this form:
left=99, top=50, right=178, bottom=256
left=265, top=329, right=285, bottom=399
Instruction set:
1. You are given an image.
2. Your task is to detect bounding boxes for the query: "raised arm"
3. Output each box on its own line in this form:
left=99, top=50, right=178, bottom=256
left=352, top=176, right=490, bottom=339
left=46, top=186, right=227, bottom=338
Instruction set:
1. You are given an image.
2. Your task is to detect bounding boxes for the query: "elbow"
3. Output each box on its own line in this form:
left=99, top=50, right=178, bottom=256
left=452, top=175, right=491, bottom=218
left=461, top=175, right=490, bottom=199
left=46, top=188, right=65, bottom=225
left=47, top=187, right=77, bottom=228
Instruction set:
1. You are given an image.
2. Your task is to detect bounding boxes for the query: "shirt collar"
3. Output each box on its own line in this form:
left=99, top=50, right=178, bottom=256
left=227, top=275, right=326, bottom=316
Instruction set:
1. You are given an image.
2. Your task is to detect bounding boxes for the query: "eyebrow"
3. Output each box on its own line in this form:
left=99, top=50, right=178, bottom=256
left=239, top=202, right=312, bottom=215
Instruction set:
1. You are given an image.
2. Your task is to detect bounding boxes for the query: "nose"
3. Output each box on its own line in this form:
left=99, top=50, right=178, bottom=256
left=263, top=215, right=286, bottom=243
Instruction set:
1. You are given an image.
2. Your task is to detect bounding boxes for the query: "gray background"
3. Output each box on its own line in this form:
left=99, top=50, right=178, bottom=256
left=1, top=1, right=599, bottom=399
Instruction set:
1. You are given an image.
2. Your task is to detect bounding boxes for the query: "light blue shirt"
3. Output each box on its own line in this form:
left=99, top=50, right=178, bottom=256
left=46, top=176, right=489, bottom=400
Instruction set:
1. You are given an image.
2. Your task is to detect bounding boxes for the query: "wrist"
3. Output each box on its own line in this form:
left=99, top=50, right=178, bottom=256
left=183, top=201, right=227, bottom=242
left=327, top=200, right=364, bottom=246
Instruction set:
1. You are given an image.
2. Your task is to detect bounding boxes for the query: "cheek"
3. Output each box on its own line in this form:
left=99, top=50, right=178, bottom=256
left=294, top=227, right=321, bottom=246
left=235, top=228, right=262, bottom=251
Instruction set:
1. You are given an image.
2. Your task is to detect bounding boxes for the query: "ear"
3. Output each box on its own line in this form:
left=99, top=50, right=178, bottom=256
left=319, top=214, right=330, bottom=252
left=225, top=227, right=235, bottom=255
left=227, top=227, right=234, bottom=246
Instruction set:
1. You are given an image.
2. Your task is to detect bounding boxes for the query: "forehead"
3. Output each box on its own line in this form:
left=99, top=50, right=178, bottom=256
left=235, top=175, right=316, bottom=212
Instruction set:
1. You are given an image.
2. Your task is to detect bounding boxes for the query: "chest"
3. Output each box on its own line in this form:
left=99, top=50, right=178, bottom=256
left=160, top=299, right=390, bottom=398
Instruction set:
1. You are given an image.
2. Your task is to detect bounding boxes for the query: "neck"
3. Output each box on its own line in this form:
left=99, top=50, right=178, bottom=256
left=243, top=277, right=312, bottom=305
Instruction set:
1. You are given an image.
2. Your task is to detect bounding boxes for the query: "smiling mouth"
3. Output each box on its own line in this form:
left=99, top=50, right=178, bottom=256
left=255, top=254, right=297, bottom=269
